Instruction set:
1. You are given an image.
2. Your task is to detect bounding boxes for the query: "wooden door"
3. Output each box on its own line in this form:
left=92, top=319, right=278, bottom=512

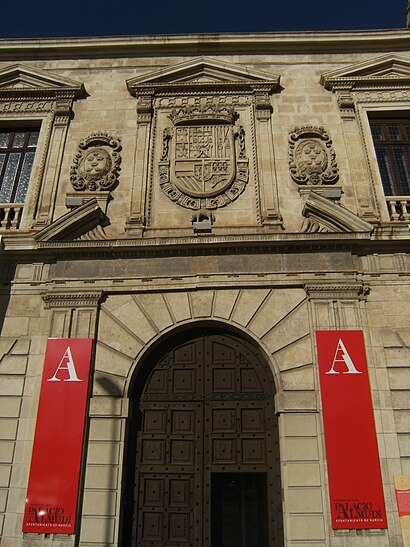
left=132, top=332, right=283, bottom=547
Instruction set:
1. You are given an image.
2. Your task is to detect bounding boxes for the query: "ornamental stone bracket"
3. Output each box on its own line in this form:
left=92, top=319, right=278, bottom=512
left=42, top=291, right=104, bottom=309
left=252, top=86, right=275, bottom=120
left=34, top=198, right=106, bottom=242
left=42, top=290, right=104, bottom=339
left=136, top=93, right=153, bottom=124
left=304, top=283, right=370, bottom=301
left=300, top=191, right=374, bottom=234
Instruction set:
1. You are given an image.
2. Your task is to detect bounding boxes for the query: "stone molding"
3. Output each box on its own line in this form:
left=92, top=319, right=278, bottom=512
left=321, top=53, right=410, bottom=117
left=0, top=64, right=85, bottom=120
left=300, top=191, right=375, bottom=233
left=321, top=53, right=410, bottom=92
left=305, top=283, right=369, bottom=300
left=1, top=30, right=410, bottom=58
left=126, top=57, right=280, bottom=97
left=34, top=198, right=105, bottom=242
left=126, top=58, right=280, bottom=126
left=42, top=291, right=104, bottom=309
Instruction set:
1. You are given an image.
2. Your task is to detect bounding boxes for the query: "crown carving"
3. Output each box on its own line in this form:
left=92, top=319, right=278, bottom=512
left=169, top=104, right=237, bottom=125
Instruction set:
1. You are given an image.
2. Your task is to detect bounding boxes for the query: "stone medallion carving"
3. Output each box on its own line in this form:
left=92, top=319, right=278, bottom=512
left=289, top=126, right=338, bottom=185
left=159, top=104, right=249, bottom=210
left=70, top=132, right=121, bottom=191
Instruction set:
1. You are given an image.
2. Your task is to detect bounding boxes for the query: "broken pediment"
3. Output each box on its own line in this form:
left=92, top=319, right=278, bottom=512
left=300, top=192, right=374, bottom=234
left=0, top=63, right=86, bottom=98
left=127, top=57, right=280, bottom=95
left=320, top=53, right=410, bottom=91
left=34, top=199, right=106, bottom=242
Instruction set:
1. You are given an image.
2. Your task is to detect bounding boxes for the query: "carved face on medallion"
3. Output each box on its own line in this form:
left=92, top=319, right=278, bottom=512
left=70, top=133, right=121, bottom=192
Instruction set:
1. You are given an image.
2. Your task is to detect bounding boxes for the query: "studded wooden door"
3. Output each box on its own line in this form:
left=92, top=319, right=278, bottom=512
left=133, top=332, right=283, bottom=547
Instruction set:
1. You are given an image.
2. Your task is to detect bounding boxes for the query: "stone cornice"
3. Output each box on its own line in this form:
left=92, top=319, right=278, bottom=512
left=0, top=30, right=410, bottom=60
left=305, top=283, right=369, bottom=300
left=1, top=229, right=409, bottom=262
left=42, top=290, right=104, bottom=308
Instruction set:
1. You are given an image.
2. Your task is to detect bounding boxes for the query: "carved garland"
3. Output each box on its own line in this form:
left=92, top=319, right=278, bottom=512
left=289, top=126, right=339, bottom=186
left=158, top=104, right=249, bottom=210
left=70, top=132, right=121, bottom=192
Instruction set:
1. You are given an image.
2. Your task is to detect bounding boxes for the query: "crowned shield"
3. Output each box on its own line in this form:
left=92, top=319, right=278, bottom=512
left=171, top=125, right=236, bottom=198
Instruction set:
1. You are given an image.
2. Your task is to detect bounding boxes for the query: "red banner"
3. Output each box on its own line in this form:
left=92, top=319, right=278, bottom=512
left=23, top=338, right=93, bottom=534
left=316, top=330, right=387, bottom=529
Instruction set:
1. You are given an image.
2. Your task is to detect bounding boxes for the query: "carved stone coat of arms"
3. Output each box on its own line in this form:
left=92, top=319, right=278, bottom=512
left=159, top=105, right=248, bottom=210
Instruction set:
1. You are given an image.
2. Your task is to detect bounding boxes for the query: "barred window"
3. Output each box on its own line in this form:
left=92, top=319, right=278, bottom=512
left=369, top=118, right=410, bottom=196
left=0, top=128, right=39, bottom=204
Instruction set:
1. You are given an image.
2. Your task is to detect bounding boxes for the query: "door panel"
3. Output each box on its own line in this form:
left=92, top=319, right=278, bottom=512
left=132, top=332, right=283, bottom=546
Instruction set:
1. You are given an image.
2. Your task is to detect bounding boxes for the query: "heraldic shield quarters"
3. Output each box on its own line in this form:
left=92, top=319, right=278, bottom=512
left=159, top=104, right=249, bottom=210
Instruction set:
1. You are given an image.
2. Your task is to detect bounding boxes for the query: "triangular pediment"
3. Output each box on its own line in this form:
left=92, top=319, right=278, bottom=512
left=127, top=57, right=280, bottom=95
left=34, top=199, right=105, bottom=242
left=300, top=192, right=374, bottom=234
left=321, top=53, right=410, bottom=90
left=0, top=64, right=86, bottom=96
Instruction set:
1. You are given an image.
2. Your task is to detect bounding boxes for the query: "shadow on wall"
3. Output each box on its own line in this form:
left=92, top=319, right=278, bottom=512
left=96, top=374, right=123, bottom=397
left=0, top=263, right=15, bottom=336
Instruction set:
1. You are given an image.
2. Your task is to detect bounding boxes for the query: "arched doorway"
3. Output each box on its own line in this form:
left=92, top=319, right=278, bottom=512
left=121, top=327, right=284, bottom=546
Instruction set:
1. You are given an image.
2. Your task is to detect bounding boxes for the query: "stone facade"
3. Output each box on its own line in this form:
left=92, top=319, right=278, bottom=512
left=0, top=30, right=409, bottom=546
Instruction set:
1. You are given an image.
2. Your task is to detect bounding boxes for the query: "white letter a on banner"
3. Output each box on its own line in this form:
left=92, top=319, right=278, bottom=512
left=47, top=346, right=82, bottom=382
left=326, top=339, right=362, bottom=375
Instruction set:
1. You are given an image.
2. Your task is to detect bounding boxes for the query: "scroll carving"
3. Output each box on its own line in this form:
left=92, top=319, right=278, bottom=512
left=70, top=132, right=121, bottom=192
left=289, top=126, right=339, bottom=186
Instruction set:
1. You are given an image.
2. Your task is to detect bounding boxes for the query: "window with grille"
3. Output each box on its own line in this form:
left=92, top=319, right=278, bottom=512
left=0, top=128, right=39, bottom=204
left=369, top=118, right=410, bottom=196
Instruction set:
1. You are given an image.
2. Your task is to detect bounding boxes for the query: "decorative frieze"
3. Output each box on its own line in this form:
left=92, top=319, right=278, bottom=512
left=0, top=100, right=55, bottom=114
left=156, top=96, right=251, bottom=109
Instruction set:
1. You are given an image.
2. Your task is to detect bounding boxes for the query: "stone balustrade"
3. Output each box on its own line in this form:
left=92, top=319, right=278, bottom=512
left=386, top=196, right=410, bottom=221
left=0, top=203, right=24, bottom=230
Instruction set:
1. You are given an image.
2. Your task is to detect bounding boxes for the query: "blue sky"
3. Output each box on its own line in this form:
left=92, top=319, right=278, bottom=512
left=0, top=0, right=407, bottom=39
